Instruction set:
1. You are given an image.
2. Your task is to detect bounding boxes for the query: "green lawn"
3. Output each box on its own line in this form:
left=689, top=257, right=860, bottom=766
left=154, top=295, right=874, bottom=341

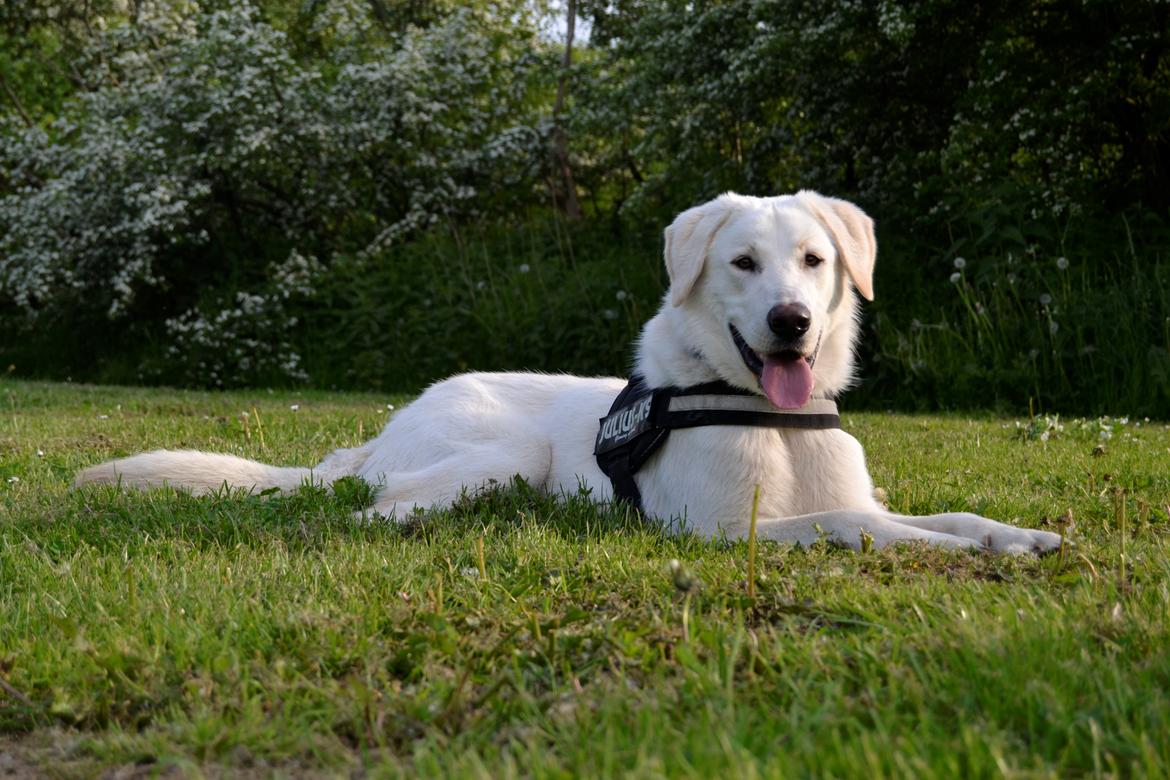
left=1, top=378, right=1169, bottom=778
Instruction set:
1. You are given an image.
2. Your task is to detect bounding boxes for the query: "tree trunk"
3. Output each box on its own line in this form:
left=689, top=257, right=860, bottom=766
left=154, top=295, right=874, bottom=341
left=0, top=72, right=33, bottom=128
left=551, top=0, right=583, bottom=220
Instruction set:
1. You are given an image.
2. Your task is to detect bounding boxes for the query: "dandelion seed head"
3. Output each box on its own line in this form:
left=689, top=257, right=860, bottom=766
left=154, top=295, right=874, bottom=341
left=1039, top=293, right=1052, bottom=306
left=953, top=257, right=967, bottom=270
left=949, top=272, right=961, bottom=284
left=1056, top=256, right=1069, bottom=270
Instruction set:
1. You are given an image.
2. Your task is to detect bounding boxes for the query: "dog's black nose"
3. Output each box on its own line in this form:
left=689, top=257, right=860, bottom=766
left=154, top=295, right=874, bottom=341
left=767, top=303, right=811, bottom=341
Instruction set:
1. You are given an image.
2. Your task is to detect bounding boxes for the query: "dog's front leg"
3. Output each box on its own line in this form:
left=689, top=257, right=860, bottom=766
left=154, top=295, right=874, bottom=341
left=887, top=513, right=1064, bottom=555
left=755, top=510, right=982, bottom=551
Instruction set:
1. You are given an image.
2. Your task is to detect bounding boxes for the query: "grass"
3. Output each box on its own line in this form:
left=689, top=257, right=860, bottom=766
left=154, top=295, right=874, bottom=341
left=870, top=212, right=1170, bottom=417
left=2, top=377, right=1169, bottom=777
left=9, top=209, right=1170, bottom=419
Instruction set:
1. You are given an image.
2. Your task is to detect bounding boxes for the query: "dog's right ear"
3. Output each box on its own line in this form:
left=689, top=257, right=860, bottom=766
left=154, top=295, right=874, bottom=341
left=664, top=197, right=732, bottom=306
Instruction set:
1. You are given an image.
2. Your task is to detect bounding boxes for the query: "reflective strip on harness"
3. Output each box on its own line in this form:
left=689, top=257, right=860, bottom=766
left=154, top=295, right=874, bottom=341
left=594, top=375, right=841, bottom=513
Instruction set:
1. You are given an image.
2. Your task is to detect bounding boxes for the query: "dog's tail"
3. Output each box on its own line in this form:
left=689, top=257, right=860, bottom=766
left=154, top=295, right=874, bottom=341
left=74, top=450, right=315, bottom=495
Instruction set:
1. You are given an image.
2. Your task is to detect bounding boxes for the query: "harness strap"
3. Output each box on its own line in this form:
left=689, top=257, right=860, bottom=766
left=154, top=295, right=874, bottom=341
left=594, top=375, right=841, bottom=513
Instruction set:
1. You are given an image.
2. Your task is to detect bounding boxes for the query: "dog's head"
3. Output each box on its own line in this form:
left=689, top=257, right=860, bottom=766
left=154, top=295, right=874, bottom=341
left=662, top=191, right=876, bottom=407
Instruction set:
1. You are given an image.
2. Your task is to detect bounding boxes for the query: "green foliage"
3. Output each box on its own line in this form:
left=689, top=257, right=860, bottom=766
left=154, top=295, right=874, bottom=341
left=2, top=379, right=1170, bottom=774
left=574, top=0, right=1170, bottom=220
left=0, top=0, right=553, bottom=384
left=866, top=208, right=1170, bottom=416
left=1, top=0, right=1168, bottom=413
left=300, top=217, right=662, bottom=389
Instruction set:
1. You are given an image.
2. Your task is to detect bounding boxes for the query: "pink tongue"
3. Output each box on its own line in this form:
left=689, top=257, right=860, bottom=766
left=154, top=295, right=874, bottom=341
left=760, top=356, right=814, bottom=409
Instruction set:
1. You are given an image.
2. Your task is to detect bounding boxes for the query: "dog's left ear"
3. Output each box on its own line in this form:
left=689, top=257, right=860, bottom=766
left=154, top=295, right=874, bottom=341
left=664, top=196, right=733, bottom=307
left=797, top=191, right=877, bottom=301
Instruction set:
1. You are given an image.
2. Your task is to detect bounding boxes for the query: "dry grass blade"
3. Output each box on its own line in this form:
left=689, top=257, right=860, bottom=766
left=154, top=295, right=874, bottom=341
left=748, top=484, right=760, bottom=600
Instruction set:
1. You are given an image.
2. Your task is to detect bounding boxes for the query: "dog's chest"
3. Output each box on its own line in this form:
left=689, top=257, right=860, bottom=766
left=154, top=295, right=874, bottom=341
left=637, top=425, right=873, bottom=530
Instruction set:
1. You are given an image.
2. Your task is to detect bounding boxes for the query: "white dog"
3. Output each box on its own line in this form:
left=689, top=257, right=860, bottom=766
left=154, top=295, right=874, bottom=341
left=77, top=192, right=1063, bottom=554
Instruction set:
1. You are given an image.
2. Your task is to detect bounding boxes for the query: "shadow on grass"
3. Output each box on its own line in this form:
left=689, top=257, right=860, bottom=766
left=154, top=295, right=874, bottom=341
left=55, top=476, right=706, bottom=557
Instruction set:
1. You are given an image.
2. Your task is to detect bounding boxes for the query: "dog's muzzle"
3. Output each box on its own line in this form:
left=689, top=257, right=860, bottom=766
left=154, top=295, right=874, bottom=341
left=729, top=324, right=821, bottom=376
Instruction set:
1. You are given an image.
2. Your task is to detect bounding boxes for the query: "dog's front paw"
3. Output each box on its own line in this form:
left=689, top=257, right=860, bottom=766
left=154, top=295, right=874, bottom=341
left=897, top=512, right=1070, bottom=556
left=982, top=525, right=1067, bottom=556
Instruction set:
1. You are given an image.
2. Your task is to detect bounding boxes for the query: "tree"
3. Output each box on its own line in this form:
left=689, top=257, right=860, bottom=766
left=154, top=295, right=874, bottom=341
left=550, top=0, right=583, bottom=219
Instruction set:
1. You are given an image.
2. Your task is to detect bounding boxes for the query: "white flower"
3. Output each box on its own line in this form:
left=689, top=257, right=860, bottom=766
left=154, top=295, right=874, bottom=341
left=6, top=476, right=19, bottom=484
left=1056, top=257, right=1069, bottom=270
left=953, top=257, right=966, bottom=270
left=289, top=404, right=299, bottom=412
left=36, top=449, right=44, bottom=457
left=518, top=263, right=531, bottom=274
left=1039, top=293, right=1052, bottom=306
left=949, top=272, right=961, bottom=284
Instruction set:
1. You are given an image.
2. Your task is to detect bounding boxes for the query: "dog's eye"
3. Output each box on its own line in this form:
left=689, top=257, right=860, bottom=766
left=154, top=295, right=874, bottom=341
left=731, top=255, right=756, bottom=272
left=804, top=253, right=825, bottom=268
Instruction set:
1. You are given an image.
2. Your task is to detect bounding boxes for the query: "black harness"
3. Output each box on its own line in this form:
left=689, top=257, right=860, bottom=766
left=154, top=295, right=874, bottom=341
left=593, top=374, right=841, bottom=513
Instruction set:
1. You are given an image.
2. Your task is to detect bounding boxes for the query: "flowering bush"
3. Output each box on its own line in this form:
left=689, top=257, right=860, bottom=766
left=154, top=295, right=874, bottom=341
left=0, top=5, right=301, bottom=321
left=0, top=1, right=547, bottom=383
left=160, top=250, right=321, bottom=387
